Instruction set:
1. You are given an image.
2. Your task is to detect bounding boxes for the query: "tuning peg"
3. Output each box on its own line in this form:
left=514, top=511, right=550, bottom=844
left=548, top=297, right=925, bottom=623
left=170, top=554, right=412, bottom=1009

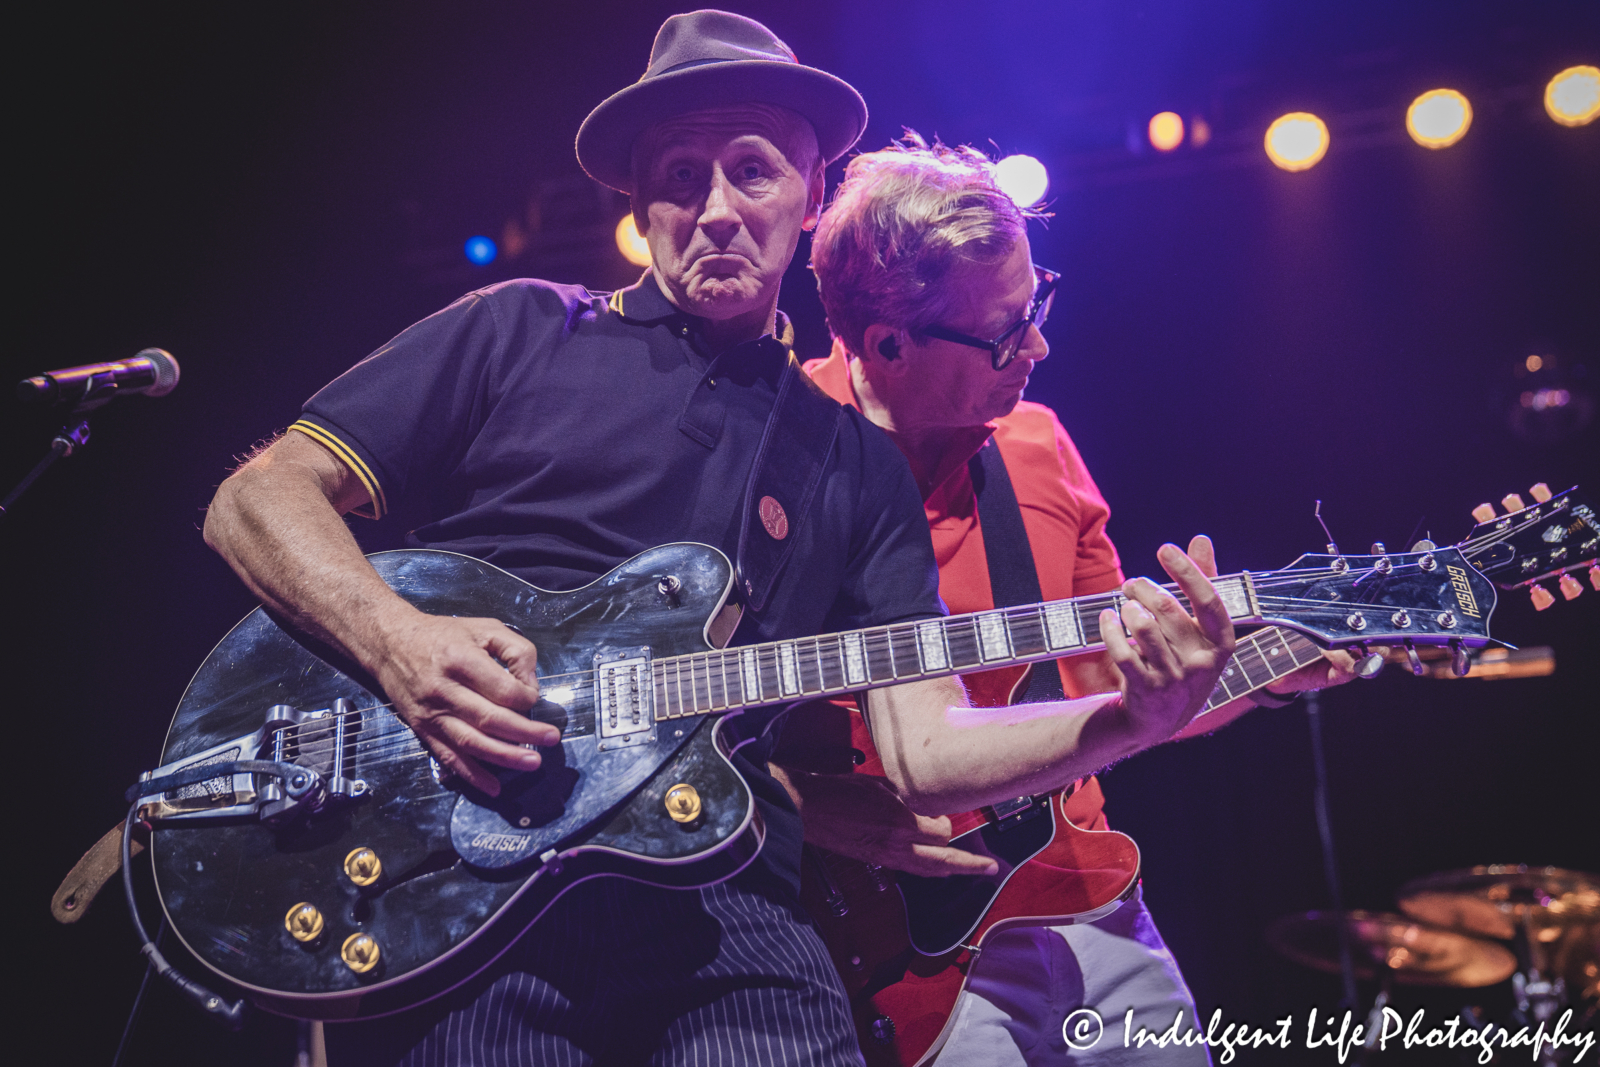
left=1450, top=640, right=1471, bottom=678
left=1501, top=493, right=1526, bottom=513
left=1529, top=483, right=1552, bottom=503
left=1559, top=574, right=1583, bottom=600
left=1353, top=643, right=1385, bottom=679
left=1403, top=640, right=1425, bottom=677
left=1410, top=538, right=1437, bottom=552
left=1590, top=565, right=1600, bottom=592
left=1471, top=503, right=1496, bottom=523
left=1529, top=584, right=1556, bottom=611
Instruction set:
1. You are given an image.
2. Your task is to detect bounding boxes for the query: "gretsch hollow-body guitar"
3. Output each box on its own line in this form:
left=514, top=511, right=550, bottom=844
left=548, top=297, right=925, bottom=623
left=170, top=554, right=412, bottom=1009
left=132, top=487, right=1591, bottom=1020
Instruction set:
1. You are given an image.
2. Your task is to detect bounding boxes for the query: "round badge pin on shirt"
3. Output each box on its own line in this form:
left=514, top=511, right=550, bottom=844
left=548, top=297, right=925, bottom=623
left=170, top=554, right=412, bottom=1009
left=759, top=496, right=789, bottom=540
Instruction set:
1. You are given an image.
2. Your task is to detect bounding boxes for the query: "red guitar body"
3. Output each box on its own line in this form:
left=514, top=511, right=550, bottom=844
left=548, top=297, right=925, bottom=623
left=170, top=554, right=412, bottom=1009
left=798, top=665, right=1141, bottom=1066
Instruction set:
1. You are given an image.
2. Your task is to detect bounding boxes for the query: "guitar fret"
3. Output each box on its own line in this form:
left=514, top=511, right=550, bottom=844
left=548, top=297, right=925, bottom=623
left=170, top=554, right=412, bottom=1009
left=1006, top=607, right=1047, bottom=658
left=843, top=632, right=867, bottom=685
left=692, top=655, right=710, bottom=712
left=1042, top=600, right=1084, bottom=651
left=717, top=650, right=734, bottom=709
left=916, top=620, right=949, bottom=671
left=977, top=611, right=1011, bottom=662
left=818, top=636, right=847, bottom=693
left=793, top=637, right=819, bottom=694
left=888, top=626, right=920, bottom=679
left=866, top=630, right=896, bottom=683
left=943, top=616, right=983, bottom=670
left=1213, top=576, right=1254, bottom=620
left=1237, top=633, right=1279, bottom=689
left=740, top=647, right=760, bottom=704
left=777, top=642, right=800, bottom=696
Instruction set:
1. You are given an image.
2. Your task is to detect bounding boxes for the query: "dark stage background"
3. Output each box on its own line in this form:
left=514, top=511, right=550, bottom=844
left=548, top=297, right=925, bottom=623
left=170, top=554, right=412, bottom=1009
left=9, top=2, right=1597, bottom=1063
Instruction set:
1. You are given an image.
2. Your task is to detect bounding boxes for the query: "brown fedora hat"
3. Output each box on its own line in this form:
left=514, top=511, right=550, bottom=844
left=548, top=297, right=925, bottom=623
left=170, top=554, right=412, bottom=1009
left=576, top=10, right=867, bottom=192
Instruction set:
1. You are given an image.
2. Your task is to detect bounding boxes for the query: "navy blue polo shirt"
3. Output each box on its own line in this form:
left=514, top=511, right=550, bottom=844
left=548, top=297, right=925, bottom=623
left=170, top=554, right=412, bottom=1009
left=293, top=273, right=943, bottom=891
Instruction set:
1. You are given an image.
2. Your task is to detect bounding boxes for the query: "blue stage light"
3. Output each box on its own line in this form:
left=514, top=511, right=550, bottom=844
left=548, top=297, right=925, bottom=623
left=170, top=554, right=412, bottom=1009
left=464, top=236, right=498, bottom=265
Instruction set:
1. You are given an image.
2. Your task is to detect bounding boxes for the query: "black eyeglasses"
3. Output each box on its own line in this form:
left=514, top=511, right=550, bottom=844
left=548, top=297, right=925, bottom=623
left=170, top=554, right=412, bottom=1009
left=921, top=266, right=1060, bottom=371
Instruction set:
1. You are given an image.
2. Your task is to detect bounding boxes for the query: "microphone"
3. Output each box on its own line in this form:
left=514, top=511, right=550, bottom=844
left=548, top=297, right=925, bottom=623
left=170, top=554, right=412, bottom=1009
left=17, top=348, right=180, bottom=407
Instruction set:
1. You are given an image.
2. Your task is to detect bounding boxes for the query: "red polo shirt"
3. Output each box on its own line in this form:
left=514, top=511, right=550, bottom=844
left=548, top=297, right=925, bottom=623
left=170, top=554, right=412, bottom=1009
left=803, top=344, right=1125, bottom=829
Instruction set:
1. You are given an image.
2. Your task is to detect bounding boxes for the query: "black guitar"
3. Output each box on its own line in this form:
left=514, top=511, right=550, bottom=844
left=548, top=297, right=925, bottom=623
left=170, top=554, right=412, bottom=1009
left=134, top=489, right=1590, bottom=1019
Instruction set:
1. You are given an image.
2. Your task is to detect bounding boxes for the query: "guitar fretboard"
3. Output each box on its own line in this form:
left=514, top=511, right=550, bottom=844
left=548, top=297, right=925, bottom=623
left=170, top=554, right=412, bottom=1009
left=645, top=575, right=1264, bottom=720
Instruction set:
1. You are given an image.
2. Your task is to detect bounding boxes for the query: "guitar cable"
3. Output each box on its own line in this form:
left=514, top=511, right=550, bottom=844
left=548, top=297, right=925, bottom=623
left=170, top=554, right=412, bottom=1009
left=119, top=803, right=248, bottom=1030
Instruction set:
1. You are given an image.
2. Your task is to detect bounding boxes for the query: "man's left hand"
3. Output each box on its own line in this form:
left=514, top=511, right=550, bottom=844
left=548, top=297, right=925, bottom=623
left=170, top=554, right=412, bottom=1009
left=1186, top=533, right=1367, bottom=701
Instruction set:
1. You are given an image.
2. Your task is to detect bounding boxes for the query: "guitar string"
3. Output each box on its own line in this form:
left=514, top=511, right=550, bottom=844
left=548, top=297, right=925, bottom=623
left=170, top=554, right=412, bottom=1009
left=164, top=519, right=1549, bottom=785
left=258, top=590, right=1414, bottom=765
left=267, top=626, right=1326, bottom=776
left=232, top=553, right=1482, bottom=772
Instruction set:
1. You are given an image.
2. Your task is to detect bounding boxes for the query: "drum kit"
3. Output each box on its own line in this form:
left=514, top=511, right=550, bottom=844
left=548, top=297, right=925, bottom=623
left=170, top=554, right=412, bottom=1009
left=1270, top=866, right=1599, bottom=1062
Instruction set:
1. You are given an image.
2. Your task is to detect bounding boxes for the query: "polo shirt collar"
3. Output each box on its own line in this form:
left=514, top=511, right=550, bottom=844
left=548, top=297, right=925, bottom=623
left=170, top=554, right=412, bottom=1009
left=610, top=271, right=797, bottom=354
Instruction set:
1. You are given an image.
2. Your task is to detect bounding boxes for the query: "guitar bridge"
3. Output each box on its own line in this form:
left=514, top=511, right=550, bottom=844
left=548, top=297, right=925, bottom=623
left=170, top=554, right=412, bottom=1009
left=134, top=699, right=368, bottom=823
left=594, top=648, right=656, bottom=751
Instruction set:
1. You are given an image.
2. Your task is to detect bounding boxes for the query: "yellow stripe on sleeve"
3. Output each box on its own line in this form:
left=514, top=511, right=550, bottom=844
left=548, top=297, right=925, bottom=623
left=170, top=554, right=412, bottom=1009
left=288, top=420, right=388, bottom=520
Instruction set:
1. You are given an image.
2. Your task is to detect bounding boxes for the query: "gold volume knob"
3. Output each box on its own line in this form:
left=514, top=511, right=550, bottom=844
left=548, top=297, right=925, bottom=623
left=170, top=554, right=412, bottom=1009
left=664, top=783, right=702, bottom=824
left=340, top=932, right=380, bottom=973
left=285, top=902, right=324, bottom=943
left=343, top=847, right=382, bottom=886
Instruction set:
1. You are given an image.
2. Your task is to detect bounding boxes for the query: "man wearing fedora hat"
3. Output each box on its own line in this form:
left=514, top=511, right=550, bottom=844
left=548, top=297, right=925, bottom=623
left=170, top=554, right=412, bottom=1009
left=203, top=10, right=1236, bottom=1063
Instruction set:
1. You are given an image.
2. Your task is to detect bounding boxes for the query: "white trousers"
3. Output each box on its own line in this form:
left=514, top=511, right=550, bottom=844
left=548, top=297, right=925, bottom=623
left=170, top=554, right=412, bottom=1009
left=934, top=886, right=1211, bottom=1066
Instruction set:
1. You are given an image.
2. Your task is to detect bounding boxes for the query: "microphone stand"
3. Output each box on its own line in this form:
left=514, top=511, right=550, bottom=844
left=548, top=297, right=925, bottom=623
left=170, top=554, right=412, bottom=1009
left=1, top=372, right=117, bottom=519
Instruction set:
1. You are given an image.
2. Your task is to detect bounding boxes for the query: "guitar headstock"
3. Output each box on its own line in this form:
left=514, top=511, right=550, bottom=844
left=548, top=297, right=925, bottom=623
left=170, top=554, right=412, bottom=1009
left=1453, top=483, right=1599, bottom=610
left=1254, top=546, right=1496, bottom=650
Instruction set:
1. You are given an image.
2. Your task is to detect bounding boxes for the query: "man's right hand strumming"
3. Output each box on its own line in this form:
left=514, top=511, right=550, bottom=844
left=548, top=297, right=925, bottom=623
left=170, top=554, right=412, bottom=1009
left=368, top=609, right=556, bottom=794
left=205, top=429, right=561, bottom=796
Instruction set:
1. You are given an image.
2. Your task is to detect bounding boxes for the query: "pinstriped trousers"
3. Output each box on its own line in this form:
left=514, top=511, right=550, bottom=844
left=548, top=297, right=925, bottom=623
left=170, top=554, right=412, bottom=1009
left=324, top=868, right=865, bottom=1067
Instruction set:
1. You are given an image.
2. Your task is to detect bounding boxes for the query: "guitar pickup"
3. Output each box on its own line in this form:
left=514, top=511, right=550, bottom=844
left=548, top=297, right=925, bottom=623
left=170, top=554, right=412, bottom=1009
left=594, top=648, right=656, bottom=751
left=989, top=795, right=1046, bottom=830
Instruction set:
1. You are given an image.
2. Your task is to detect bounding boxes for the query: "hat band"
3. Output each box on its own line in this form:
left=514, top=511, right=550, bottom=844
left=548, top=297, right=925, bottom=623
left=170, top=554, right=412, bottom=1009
left=651, top=53, right=793, bottom=79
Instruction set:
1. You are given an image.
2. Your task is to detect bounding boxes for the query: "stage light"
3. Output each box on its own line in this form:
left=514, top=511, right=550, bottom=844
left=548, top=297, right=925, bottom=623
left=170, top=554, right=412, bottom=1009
left=1264, top=113, right=1329, bottom=171
left=994, top=154, right=1049, bottom=207
left=1148, top=112, right=1185, bottom=152
left=464, top=235, right=497, bottom=265
left=1407, top=89, right=1472, bottom=148
left=1546, top=65, right=1600, bottom=127
left=1526, top=355, right=1544, bottom=373
left=615, top=214, right=652, bottom=266
left=1190, top=116, right=1212, bottom=148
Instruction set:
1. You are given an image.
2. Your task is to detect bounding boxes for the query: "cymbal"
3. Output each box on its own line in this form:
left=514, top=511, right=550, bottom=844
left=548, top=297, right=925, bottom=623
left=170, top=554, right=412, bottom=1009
left=1268, top=910, right=1518, bottom=988
left=1397, top=866, right=1600, bottom=941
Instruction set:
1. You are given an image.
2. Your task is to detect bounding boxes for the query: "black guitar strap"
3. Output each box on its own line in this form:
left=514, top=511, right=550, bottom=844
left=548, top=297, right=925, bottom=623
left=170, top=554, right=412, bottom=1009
left=969, top=438, right=1066, bottom=703
left=735, top=354, right=843, bottom=614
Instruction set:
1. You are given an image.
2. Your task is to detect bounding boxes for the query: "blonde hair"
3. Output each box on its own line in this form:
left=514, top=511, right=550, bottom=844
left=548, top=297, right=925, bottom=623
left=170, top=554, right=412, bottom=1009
left=811, top=133, right=1034, bottom=357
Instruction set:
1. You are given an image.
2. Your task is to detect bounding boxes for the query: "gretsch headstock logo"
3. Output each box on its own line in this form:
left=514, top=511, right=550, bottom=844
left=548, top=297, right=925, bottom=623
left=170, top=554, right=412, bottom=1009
left=1445, top=564, right=1482, bottom=618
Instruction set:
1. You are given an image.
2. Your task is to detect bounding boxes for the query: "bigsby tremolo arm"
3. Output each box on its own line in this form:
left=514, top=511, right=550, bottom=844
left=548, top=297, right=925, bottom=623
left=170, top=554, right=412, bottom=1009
left=132, top=699, right=368, bottom=823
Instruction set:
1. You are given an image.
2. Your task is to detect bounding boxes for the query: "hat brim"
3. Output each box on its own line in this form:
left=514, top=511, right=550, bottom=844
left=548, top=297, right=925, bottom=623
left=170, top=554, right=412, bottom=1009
left=576, top=61, right=868, bottom=192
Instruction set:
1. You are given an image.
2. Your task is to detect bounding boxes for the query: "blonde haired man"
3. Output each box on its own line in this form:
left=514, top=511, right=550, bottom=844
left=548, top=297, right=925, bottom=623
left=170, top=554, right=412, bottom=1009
left=786, top=137, right=1355, bottom=1065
